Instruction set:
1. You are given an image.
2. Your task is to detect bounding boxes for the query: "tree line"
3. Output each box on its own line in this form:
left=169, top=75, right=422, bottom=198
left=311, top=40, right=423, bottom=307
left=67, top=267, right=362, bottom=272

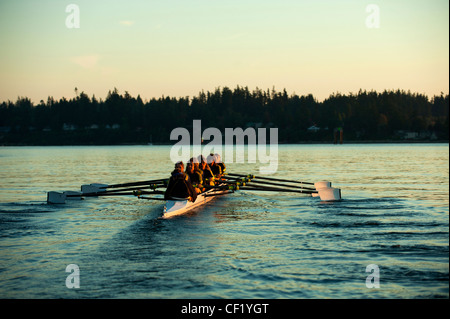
left=0, top=86, right=448, bottom=145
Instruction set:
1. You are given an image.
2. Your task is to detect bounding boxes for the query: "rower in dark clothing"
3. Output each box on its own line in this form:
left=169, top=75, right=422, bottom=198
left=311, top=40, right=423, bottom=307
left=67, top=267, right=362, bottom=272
left=186, top=157, right=203, bottom=193
left=214, top=153, right=226, bottom=174
left=207, top=153, right=222, bottom=177
left=198, top=155, right=215, bottom=185
left=164, top=161, right=197, bottom=202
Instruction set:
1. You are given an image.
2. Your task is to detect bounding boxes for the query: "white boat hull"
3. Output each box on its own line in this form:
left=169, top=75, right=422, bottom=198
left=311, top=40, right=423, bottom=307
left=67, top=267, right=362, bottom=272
left=162, top=186, right=228, bottom=218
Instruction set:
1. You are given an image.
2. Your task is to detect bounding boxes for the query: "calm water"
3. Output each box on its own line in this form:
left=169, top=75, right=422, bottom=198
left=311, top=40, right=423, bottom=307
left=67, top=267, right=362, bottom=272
left=0, top=144, right=448, bottom=299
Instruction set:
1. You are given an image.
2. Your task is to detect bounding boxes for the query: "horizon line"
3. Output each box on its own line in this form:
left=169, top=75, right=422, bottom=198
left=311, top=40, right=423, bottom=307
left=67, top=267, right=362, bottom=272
left=2, top=86, right=449, bottom=105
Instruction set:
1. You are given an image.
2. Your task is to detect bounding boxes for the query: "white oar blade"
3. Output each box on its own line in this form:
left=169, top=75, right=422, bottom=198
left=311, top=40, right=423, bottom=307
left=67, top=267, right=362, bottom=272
left=314, top=181, right=332, bottom=190
left=47, top=191, right=66, bottom=204
left=318, top=187, right=342, bottom=201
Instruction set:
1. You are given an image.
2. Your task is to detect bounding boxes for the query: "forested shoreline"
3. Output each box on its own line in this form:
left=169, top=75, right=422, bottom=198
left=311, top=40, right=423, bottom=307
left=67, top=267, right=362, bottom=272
left=0, top=86, right=448, bottom=145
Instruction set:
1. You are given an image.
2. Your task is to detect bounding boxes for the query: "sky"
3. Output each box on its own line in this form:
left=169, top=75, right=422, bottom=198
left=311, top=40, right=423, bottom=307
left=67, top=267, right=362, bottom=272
left=0, top=0, right=448, bottom=103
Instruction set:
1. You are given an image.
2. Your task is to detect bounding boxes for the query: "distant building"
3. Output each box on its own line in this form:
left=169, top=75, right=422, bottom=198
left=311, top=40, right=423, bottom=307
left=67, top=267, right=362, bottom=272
left=63, top=123, right=76, bottom=131
left=105, top=124, right=120, bottom=130
left=394, top=130, right=441, bottom=140
left=307, top=125, right=320, bottom=133
left=395, top=130, right=419, bottom=139
left=405, top=132, right=418, bottom=139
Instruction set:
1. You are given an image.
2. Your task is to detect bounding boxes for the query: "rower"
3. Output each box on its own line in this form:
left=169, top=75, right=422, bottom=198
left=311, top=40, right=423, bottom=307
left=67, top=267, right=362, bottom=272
left=198, top=155, right=215, bottom=186
left=186, top=157, right=203, bottom=193
left=164, top=161, right=198, bottom=202
left=214, top=153, right=226, bottom=174
left=207, top=153, right=222, bottom=177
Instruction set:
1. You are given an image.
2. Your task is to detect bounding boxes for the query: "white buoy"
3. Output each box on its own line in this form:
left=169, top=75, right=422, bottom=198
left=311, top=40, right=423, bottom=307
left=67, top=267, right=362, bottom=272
left=47, top=191, right=66, bottom=204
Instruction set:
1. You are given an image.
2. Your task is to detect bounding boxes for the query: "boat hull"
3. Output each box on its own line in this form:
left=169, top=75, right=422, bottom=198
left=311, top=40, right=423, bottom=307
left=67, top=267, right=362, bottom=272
left=162, top=186, right=228, bottom=218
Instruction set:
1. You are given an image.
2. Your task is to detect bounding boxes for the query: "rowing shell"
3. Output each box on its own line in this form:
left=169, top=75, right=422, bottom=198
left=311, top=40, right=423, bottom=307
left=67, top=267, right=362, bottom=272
left=162, top=185, right=229, bottom=219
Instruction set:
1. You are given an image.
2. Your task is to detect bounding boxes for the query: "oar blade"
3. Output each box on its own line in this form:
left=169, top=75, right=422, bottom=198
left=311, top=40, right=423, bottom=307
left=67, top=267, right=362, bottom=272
left=318, top=187, right=342, bottom=201
left=47, top=191, right=66, bottom=204
left=314, top=181, right=332, bottom=190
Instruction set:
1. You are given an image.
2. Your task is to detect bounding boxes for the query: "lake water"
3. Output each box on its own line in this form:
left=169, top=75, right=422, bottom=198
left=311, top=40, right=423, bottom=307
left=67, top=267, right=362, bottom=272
left=0, top=144, right=448, bottom=299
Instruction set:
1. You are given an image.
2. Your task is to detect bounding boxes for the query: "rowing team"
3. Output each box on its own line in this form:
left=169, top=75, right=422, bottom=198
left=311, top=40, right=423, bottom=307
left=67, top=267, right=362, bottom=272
left=164, top=153, right=227, bottom=202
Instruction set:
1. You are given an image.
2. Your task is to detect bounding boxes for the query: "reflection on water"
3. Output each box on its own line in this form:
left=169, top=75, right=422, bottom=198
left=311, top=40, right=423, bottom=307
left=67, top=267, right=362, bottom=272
left=0, top=144, right=448, bottom=298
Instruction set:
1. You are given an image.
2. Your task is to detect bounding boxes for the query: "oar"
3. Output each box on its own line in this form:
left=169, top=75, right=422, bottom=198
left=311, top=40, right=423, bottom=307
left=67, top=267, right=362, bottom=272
left=216, top=179, right=249, bottom=187
left=239, top=185, right=317, bottom=195
left=93, top=184, right=166, bottom=194
left=203, top=184, right=240, bottom=191
left=202, top=191, right=234, bottom=197
left=136, top=196, right=166, bottom=201
left=239, top=183, right=342, bottom=201
left=218, top=175, right=251, bottom=182
left=106, top=178, right=168, bottom=189
left=239, top=178, right=316, bottom=191
left=80, top=179, right=168, bottom=195
left=219, top=175, right=316, bottom=191
left=132, top=190, right=164, bottom=196
left=226, top=173, right=315, bottom=186
left=48, top=185, right=165, bottom=203
left=205, top=182, right=313, bottom=194
left=225, top=173, right=333, bottom=192
left=67, top=189, right=164, bottom=198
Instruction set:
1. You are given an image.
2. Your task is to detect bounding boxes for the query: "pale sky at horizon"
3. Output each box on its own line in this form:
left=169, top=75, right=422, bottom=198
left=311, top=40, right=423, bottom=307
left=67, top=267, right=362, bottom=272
left=0, top=0, right=448, bottom=103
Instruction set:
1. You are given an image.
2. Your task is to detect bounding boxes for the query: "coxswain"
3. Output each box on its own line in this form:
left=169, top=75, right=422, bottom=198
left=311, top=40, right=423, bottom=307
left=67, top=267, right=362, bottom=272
left=164, top=161, right=197, bottom=202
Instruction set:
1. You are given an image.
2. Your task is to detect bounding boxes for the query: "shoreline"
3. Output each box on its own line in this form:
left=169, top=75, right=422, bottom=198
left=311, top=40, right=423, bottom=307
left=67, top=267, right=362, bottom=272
left=1, top=140, right=448, bottom=147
